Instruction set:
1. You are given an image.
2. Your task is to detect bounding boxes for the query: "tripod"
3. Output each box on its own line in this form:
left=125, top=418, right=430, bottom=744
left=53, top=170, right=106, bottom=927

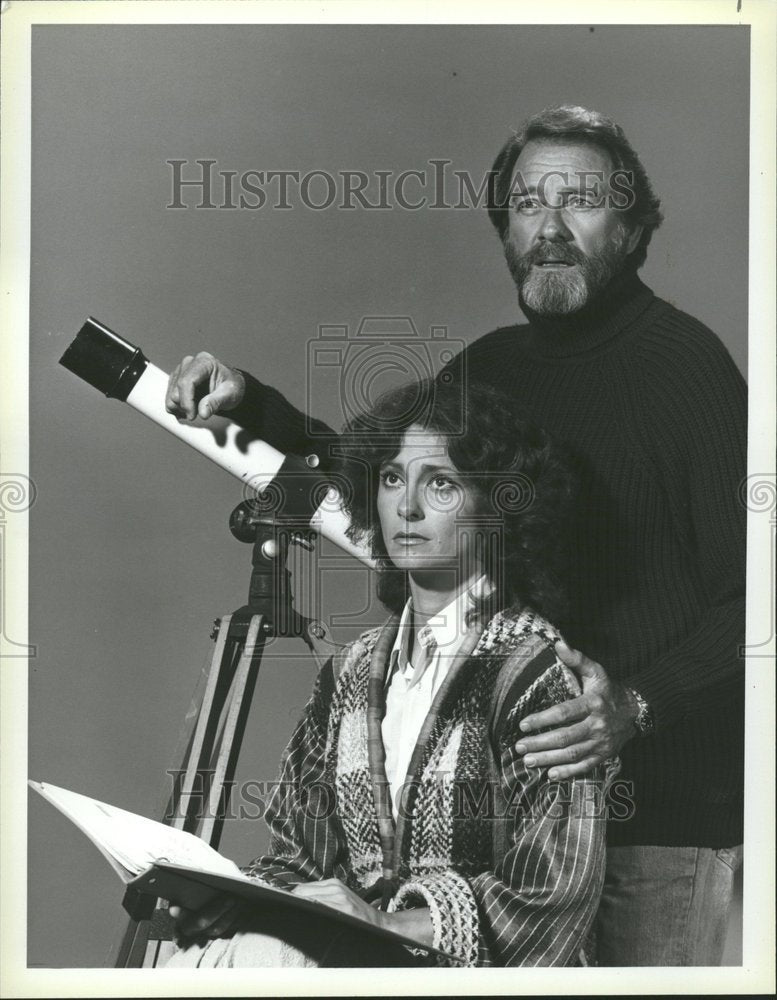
left=115, top=500, right=333, bottom=967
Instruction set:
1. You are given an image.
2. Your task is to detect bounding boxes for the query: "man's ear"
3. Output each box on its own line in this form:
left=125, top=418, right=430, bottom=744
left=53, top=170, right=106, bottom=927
left=625, top=224, right=644, bottom=255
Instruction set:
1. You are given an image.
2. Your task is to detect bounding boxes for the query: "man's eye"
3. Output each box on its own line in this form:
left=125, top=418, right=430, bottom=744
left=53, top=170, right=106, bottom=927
left=512, top=198, right=539, bottom=213
left=567, top=194, right=595, bottom=209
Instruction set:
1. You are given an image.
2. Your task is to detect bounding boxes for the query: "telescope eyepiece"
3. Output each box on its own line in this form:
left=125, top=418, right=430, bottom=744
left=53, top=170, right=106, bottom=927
left=59, top=318, right=148, bottom=401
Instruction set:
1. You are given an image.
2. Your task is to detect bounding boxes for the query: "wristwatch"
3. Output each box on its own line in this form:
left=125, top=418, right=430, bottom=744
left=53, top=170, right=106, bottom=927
left=628, top=688, right=655, bottom=737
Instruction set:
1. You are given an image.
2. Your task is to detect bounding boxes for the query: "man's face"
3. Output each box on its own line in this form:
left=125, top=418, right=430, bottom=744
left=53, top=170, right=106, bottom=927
left=503, top=139, right=642, bottom=315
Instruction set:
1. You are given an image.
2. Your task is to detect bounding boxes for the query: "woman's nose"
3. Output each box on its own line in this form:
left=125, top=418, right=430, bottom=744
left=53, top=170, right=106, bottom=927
left=398, top=487, right=423, bottom=521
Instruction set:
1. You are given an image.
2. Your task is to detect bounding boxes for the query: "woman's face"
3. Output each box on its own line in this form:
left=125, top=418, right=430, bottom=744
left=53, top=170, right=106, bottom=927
left=376, top=425, right=483, bottom=579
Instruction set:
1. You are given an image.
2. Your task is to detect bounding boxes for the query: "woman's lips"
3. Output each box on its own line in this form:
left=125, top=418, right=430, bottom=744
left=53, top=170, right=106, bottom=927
left=393, top=533, right=430, bottom=545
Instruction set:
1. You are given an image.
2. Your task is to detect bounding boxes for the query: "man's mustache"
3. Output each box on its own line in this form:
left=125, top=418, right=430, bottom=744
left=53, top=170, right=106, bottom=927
left=524, top=243, right=588, bottom=267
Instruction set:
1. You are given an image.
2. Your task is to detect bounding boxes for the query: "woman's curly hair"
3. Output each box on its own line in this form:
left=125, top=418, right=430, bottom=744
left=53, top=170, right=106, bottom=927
left=336, top=376, right=578, bottom=623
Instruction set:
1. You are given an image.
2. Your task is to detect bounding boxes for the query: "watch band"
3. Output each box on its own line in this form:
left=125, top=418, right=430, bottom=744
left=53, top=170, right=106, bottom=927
left=628, top=688, right=655, bottom=737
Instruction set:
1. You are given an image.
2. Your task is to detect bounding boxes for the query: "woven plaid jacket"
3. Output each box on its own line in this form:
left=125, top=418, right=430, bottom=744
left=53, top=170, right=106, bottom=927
left=243, top=606, right=617, bottom=966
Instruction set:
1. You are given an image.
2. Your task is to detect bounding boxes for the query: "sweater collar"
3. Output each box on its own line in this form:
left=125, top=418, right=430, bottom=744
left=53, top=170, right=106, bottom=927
left=518, top=266, right=655, bottom=359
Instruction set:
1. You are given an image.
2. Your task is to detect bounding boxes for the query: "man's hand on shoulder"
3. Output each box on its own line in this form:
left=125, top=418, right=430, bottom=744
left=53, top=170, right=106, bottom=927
left=165, top=351, right=246, bottom=421
left=515, top=640, right=641, bottom=780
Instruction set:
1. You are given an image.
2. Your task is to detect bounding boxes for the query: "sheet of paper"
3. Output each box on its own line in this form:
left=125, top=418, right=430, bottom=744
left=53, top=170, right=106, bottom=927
left=29, top=781, right=241, bottom=878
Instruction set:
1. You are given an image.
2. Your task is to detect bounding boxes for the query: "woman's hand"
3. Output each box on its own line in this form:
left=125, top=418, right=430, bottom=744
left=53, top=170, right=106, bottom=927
left=291, top=879, right=386, bottom=931
left=292, top=879, right=434, bottom=947
left=168, top=894, right=252, bottom=944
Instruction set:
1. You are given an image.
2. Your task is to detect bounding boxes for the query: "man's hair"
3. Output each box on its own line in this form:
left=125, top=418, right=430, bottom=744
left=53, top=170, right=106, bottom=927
left=336, top=377, right=577, bottom=623
left=488, top=105, right=663, bottom=269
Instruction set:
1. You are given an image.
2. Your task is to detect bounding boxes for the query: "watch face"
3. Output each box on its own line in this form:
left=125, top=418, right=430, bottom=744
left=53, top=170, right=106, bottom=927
left=631, top=690, right=654, bottom=736
left=637, top=710, right=654, bottom=736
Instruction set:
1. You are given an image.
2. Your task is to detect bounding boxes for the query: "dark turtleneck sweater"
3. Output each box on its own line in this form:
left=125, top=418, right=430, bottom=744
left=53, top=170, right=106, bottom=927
left=231, top=268, right=746, bottom=848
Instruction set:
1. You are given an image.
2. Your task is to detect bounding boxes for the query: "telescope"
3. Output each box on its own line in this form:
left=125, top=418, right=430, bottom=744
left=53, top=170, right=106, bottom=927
left=59, top=318, right=379, bottom=966
left=59, top=317, right=372, bottom=566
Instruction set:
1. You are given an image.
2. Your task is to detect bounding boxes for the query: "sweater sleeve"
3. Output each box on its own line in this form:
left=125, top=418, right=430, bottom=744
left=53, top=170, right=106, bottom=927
left=624, top=319, right=747, bottom=728
left=227, top=370, right=341, bottom=469
left=392, top=653, right=614, bottom=967
left=241, top=659, right=348, bottom=888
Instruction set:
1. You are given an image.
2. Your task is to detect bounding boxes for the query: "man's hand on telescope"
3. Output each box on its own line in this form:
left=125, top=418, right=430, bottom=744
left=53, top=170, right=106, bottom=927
left=165, top=351, right=246, bottom=421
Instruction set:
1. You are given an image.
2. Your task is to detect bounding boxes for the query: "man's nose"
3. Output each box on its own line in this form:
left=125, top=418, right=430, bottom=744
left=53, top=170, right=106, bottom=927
left=538, top=207, right=573, bottom=241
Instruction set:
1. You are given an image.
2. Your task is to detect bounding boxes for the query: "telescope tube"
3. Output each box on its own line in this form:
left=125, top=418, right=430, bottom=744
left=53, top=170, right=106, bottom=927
left=60, top=318, right=372, bottom=565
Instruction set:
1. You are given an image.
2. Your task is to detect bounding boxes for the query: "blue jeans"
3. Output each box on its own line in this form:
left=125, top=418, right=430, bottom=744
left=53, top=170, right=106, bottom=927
left=593, top=844, right=743, bottom=966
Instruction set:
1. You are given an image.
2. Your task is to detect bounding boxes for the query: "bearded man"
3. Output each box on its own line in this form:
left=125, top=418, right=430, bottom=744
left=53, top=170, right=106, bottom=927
left=166, top=106, right=746, bottom=966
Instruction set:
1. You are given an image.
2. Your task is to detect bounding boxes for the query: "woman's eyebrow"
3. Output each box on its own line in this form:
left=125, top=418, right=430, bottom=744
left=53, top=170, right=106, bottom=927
left=382, top=460, right=458, bottom=475
left=419, top=462, right=458, bottom=475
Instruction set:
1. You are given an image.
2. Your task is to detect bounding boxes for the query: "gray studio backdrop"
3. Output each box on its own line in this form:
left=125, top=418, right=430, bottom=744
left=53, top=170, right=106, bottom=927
left=28, top=24, right=748, bottom=967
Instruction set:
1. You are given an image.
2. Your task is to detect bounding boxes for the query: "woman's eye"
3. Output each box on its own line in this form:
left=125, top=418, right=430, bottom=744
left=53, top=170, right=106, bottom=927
left=430, top=475, right=457, bottom=491
left=380, top=470, right=401, bottom=487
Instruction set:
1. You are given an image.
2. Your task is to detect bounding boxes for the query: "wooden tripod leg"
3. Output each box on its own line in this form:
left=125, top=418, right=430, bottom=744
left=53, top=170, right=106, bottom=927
left=200, top=614, right=266, bottom=846
left=115, top=612, right=243, bottom=967
left=174, top=613, right=235, bottom=833
left=131, top=616, right=267, bottom=965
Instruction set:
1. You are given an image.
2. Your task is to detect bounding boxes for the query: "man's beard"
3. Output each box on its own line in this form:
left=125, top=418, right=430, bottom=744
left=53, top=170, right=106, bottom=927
left=504, top=228, right=633, bottom=316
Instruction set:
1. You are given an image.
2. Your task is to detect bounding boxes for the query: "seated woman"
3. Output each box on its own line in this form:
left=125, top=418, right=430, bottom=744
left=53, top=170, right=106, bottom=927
left=167, top=378, right=617, bottom=968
